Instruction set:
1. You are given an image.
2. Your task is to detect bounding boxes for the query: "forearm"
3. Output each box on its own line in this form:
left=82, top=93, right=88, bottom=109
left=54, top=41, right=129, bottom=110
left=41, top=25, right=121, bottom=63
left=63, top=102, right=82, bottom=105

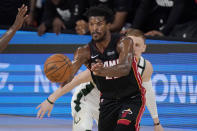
left=99, top=64, right=130, bottom=77
left=48, top=69, right=91, bottom=102
left=0, top=26, right=18, bottom=52
left=110, top=12, right=127, bottom=32
left=153, top=118, right=160, bottom=124
left=143, top=80, right=159, bottom=119
left=48, top=81, right=78, bottom=103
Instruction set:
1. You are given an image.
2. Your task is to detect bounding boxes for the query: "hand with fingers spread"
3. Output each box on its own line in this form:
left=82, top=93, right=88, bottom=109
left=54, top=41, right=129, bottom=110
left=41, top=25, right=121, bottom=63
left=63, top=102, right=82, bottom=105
left=12, top=4, right=29, bottom=31
left=0, top=4, right=28, bottom=53
left=36, top=99, right=54, bottom=119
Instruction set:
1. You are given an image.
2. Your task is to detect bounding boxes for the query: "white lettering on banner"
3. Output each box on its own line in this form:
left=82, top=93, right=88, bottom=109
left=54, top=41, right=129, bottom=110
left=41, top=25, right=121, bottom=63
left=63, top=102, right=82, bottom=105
left=152, top=74, right=169, bottom=102
left=156, top=0, right=173, bottom=7
left=34, top=65, right=50, bottom=92
left=188, top=76, right=197, bottom=104
left=0, top=63, right=10, bottom=90
left=0, top=72, right=9, bottom=90
left=0, top=63, right=10, bottom=68
left=104, top=59, right=119, bottom=79
left=170, top=75, right=186, bottom=103
left=152, top=74, right=197, bottom=104
left=34, top=65, right=84, bottom=93
left=34, top=65, right=58, bottom=93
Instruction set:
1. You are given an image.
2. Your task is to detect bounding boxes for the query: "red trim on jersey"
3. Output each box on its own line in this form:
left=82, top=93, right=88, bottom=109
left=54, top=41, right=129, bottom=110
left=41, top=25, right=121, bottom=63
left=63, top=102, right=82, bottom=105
left=117, top=119, right=131, bottom=126
left=135, top=87, right=146, bottom=131
left=132, top=57, right=142, bottom=85
left=132, top=57, right=146, bottom=131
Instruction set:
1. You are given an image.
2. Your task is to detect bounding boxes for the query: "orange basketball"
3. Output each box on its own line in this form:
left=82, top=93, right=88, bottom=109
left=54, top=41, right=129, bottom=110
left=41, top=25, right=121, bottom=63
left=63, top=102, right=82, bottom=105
left=44, top=54, right=72, bottom=83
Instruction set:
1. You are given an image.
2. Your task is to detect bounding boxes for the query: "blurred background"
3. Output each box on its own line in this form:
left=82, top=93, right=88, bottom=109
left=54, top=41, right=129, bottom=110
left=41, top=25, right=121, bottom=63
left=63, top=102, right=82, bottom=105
left=0, top=0, right=197, bottom=130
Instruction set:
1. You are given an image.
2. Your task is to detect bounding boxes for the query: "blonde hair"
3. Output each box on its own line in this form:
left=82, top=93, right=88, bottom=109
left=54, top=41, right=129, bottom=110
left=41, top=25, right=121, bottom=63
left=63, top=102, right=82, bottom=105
left=126, top=29, right=146, bottom=41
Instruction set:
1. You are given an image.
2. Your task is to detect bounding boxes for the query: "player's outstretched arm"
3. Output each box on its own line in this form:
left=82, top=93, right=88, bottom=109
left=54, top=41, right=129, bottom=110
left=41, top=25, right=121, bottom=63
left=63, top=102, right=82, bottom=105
left=0, top=4, right=28, bottom=53
left=91, top=37, right=134, bottom=77
left=142, top=60, right=164, bottom=131
left=48, top=69, right=92, bottom=103
left=36, top=69, right=92, bottom=119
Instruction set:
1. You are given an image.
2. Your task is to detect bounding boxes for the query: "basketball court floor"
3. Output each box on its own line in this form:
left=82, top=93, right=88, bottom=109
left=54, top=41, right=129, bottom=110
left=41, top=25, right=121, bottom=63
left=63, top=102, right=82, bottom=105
left=0, top=115, right=194, bottom=131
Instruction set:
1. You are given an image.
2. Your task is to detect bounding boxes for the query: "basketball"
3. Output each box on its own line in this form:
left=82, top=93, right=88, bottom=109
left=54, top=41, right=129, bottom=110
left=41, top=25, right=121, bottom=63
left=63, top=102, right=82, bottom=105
left=44, top=54, right=72, bottom=83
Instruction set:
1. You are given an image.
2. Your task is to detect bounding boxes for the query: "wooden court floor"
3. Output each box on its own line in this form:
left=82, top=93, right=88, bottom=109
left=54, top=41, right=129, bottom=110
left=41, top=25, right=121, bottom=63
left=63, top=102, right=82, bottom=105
left=0, top=115, right=193, bottom=131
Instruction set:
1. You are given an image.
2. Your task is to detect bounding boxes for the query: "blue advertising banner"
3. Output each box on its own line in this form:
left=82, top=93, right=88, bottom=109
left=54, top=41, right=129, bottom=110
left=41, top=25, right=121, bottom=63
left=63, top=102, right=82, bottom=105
left=0, top=53, right=197, bottom=130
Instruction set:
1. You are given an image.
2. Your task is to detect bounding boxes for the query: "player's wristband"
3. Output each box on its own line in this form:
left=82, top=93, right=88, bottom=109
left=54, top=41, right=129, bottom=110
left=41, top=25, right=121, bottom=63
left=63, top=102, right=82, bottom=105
left=47, top=98, right=54, bottom=104
left=154, top=121, right=160, bottom=126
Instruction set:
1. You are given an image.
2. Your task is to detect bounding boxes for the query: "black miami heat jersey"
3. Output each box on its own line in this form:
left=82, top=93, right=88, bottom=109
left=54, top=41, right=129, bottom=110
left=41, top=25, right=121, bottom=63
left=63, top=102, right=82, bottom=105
left=88, top=33, right=143, bottom=99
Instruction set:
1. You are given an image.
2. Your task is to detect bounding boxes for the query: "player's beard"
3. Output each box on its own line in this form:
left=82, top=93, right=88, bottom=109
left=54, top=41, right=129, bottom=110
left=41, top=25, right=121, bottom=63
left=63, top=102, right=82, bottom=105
left=92, top=31, right=106, bottom=43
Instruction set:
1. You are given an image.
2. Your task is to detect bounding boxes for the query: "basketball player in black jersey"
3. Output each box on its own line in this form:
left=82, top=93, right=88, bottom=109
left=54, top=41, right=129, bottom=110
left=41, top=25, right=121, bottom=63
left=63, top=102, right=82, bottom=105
left=0, top=5, right=28, bottom=53
left=37, top=5, right=145, bottom=131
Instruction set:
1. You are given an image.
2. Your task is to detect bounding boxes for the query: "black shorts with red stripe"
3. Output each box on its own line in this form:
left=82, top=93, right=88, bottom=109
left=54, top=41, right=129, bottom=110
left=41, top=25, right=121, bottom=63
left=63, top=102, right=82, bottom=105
left=98, top=93, right=146, bottom=131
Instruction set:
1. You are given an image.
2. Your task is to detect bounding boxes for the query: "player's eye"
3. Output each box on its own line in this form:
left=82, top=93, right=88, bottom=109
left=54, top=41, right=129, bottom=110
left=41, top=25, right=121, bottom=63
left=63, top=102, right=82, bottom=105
left=97, top=21, right=104, bottom=26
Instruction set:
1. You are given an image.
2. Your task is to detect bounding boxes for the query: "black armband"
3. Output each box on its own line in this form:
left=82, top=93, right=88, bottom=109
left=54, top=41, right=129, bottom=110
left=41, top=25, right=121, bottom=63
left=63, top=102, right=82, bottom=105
left=154, top=121, right=160, bottom=126
left=47, top=98, right=54, bottom=104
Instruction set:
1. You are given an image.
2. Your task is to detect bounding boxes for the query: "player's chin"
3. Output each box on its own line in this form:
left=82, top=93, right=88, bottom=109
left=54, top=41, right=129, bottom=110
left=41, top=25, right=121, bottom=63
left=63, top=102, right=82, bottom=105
left=92, top=35, right=99, bottom=40
left=93, top=37, right=103, bottom=42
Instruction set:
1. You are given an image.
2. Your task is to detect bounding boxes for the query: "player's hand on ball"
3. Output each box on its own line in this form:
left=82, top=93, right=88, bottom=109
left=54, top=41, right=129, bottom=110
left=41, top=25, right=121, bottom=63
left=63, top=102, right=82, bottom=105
left=36, top=100, right=54, bottom=119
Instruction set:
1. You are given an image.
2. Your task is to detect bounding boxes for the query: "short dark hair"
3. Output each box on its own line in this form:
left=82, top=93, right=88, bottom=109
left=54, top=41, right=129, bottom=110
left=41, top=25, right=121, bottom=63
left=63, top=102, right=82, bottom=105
left=86, top=4, right=114, bottom=24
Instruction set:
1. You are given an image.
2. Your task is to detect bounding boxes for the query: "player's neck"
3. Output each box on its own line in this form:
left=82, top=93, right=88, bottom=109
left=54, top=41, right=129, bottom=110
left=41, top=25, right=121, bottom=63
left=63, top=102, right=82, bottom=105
left=95, top=31, right=111, bottom=53
left=136, top=55, right=141, bottom=62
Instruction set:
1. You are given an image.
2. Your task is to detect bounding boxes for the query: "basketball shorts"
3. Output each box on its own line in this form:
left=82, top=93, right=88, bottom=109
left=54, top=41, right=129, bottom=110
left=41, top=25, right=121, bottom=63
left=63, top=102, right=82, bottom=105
left=98, top=94, right=145, bottom=131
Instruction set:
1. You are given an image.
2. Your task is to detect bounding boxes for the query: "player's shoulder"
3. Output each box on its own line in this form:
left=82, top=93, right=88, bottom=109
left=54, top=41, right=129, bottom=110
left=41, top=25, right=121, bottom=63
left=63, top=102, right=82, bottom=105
left=145, top=59, right=152, bottom=66
left=141, top=58, right=153, bottom=81
left=144, top=59, right=153, bottom=73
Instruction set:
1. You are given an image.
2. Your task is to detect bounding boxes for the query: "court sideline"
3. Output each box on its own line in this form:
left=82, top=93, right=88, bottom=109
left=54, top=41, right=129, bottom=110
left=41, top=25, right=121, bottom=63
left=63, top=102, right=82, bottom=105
left=0, top=115, right=194, bottom=131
